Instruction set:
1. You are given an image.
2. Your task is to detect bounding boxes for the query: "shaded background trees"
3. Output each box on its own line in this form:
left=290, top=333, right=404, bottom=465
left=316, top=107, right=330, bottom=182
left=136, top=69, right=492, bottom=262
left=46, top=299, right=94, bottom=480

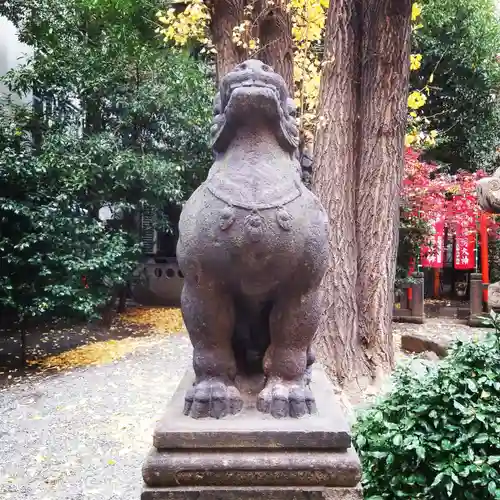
left=412, top=0, right=500, bottom=172
left=0, top=0, right=213, bottom=325
left=157, top=0, right=325, bottom=126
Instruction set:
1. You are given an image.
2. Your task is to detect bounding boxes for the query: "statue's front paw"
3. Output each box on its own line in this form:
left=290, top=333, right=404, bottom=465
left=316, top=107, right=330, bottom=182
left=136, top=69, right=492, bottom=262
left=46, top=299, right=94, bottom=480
left=257, top=379, right=316, bottom=418
left=184, top=379, right=243, bottom=419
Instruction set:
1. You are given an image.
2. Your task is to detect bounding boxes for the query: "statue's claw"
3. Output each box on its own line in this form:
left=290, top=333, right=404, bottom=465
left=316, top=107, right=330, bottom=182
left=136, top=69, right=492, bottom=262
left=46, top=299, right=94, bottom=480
left=257, top=378, right=316, bottom=419
left=184, top=379, right=243, bottom=419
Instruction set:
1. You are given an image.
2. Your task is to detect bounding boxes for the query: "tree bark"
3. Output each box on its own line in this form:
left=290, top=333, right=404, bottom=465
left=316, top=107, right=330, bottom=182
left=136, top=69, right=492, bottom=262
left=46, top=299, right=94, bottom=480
left=210, top=0, right=293, bottom=93
left=257, top=1, right=294, bottom=94
left=312, top=0, right=412, bottom=388
left=211, top=0, right=248, bottom=82
left=355, top=0, right=412, bottom=376
left=312, top=0, right=362, bottom=385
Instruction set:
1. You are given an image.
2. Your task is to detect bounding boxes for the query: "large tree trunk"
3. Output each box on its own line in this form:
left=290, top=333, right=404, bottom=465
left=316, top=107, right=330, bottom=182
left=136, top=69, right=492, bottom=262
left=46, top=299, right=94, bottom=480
left=257, top=1, right=294, bottom=94
left=211, top=0, right=248, bottom=82
left=312, top=0, right=363, bottom=386
left=313, top=0, right=412, bottom=389
left=355, top=0, right=412, bottom=377
left=210, top=0, right=293, bottom=93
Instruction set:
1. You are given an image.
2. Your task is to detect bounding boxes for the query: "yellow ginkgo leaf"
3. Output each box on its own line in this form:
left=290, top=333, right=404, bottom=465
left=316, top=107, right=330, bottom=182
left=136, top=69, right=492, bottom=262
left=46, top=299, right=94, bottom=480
left=411, top=2, right=422, bottom=21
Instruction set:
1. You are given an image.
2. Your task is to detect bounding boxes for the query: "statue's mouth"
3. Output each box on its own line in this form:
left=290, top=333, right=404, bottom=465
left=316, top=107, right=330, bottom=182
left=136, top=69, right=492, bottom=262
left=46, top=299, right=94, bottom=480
left=229, top=80, right=279, bottom=95
left=223, top=80, right=282, bottom=112
left=221, top=84, right=283, bottom=129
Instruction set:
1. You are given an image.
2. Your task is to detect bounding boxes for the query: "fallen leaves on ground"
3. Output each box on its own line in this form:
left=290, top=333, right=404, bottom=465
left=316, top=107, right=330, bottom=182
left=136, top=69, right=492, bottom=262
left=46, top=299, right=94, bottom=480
left=27, top=337, right=148, bottom=371
left=25, top=307, right=185, bottom=372
left=119, top=307, right=185, bottom=334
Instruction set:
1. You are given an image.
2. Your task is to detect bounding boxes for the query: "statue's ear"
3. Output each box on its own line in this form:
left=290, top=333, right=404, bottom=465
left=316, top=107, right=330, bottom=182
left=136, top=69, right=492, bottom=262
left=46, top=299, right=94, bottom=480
left=213, top=92, right=222, bottom=116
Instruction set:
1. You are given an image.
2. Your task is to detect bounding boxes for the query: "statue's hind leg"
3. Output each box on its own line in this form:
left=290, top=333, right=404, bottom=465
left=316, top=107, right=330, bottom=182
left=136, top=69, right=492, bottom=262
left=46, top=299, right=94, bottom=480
left=257, top=288, right=321, bottom=418
left=181, top=281, right=243, bottom=419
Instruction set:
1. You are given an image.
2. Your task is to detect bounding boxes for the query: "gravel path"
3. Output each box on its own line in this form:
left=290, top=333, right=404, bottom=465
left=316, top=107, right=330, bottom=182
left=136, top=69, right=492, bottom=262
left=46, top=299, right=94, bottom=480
left=0, top=332, right=191, bottom=500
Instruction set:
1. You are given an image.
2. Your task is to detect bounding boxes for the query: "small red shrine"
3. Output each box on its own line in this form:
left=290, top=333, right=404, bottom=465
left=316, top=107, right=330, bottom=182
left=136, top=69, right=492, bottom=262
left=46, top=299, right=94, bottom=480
left=402, top=148, right=495, bottom=302
left=419, top=210, right=490, bottom=301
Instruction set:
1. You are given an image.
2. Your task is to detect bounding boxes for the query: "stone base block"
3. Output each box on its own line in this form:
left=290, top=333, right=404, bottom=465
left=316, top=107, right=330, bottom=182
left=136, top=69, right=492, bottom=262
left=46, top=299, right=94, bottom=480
left=152, top=366, right=351, bottom=451
left=141, top=485, right=363, bottom=500
left=142, top=447, right=360, bottom=487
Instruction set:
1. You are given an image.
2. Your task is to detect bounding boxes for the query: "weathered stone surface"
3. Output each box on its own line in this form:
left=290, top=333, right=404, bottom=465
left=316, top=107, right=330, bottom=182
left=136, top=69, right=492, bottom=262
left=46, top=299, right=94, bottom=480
left=141, top=365, right=362, bottom=497
left=488, top=281, right=500, bottom=309
left=401, top=332, right=449, bottom=358
left=457, top=307, right=470, bottom=320
left=469, top=273, right=485, bottom=325
left=153, top=366, right=351, bottom=451
left=142, top=447, right=361, bottom=488
left=139, top=60, right=362, bottom=498
left=141, top=486, right=363, bottom=500
left=176, top=59, right=330, bottom=419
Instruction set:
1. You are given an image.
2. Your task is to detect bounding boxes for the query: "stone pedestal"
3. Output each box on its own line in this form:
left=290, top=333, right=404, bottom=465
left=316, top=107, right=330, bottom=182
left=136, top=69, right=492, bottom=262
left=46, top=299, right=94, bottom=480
left=469, top=273, right=485, bottom=327
left=410, top=271, right=424, bottom=322
left=141, top=366, right=362, bottom=499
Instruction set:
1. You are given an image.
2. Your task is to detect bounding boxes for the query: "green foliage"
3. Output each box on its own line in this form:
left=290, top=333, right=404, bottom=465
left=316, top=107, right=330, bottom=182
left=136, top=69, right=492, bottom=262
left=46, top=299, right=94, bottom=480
left=413, top=0, right=500, bottom=172
left=0, top=0, right=213, bottom=324
left=1, top=0, right=214, bottom=195
left=354, top=320, right=500, bottom=499
left=396, top=211, right=431, bottom=285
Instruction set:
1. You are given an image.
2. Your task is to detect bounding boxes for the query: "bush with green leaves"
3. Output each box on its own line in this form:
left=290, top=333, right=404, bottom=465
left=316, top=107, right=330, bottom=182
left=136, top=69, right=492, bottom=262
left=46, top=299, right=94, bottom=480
left=354, top=319, right=500, bottom=499
left=0, top=99, right=138, bottom=323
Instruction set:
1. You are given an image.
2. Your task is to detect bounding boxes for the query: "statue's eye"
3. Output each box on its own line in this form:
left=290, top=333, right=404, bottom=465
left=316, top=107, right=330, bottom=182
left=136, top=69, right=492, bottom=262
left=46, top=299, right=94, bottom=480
left=286, top=98, right=297, bottom=118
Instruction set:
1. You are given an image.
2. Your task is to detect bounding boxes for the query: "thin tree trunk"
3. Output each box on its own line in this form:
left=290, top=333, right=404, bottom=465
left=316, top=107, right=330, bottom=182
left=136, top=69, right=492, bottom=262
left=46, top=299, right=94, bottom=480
left=117, top=284, right=128, bottom=313
left=313, top=0, right=412, bottom=389
left=355, top=0, right=412, bottom=377
left=20, top=328, right=27, bottom=367
left=257, top=1, right=294, bottom=94
left=211, top=0, right=248, bottom=82
left=312, top=0, right=362, bottom=384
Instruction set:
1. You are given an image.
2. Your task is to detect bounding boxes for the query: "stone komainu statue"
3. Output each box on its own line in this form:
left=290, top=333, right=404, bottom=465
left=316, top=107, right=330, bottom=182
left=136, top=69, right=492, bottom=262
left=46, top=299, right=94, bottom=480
left=176, top=60, right=330, bottom=419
